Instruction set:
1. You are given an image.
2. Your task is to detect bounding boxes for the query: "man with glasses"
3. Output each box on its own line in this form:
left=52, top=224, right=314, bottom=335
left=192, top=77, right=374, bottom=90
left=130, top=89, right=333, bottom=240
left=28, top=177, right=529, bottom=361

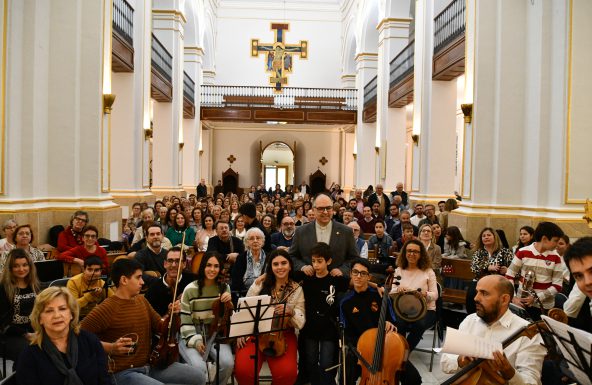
left=145, top=247, right=195, bottom=316
left=418, top=204, right=439, bottom=227
left=271, top=216, right=296, bottom=251
left=340, top=258, right=422, bottom=385
left=289, top=193, right=358, bottom=277
left=57, top=210, right=89, bottom=252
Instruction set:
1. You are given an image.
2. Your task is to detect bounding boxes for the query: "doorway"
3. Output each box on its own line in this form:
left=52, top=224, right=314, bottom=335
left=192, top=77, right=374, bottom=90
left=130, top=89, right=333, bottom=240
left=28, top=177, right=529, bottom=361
left=261, top=142, right=294, bottom=190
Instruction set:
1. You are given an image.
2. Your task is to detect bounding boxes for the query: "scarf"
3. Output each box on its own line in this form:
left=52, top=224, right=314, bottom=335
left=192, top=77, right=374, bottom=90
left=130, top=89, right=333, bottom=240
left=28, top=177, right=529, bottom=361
left=41, top=330, right=84, bottom=385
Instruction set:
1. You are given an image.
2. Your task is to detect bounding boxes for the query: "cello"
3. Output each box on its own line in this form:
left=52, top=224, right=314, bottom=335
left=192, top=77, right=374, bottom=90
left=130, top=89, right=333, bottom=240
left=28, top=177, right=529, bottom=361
left=356, top=267, right=409, bottom=385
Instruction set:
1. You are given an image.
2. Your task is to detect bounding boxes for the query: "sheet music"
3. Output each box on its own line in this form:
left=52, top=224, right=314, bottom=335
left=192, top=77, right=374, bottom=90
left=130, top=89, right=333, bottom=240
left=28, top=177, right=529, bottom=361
left=228, top=295, right=275, bottom=338
left=440, top=327, right=502, bottom=360
left=541, top=315, right=592, bottom=385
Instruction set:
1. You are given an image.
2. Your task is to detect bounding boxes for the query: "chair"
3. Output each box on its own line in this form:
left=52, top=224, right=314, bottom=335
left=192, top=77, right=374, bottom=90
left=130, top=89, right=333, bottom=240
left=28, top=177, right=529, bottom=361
left=35, top=260, right=64, bottom=283
left=0, top=372, right=15, bottom=384
left=415, top=282, right=443, bottom=372
left=63, top=262, right=82, bottom=277
left=440, top=257, right=473, bottom=306
left=49, top=277, right=70, bottom=287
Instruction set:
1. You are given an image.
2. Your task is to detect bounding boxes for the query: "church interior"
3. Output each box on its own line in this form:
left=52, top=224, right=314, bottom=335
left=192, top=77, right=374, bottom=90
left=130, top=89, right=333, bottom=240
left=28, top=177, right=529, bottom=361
left=0, top=0, right=591, bottom=383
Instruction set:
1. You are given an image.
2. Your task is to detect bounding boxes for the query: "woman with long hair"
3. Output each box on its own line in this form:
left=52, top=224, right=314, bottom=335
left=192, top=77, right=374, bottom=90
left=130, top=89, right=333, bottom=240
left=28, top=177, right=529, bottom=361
left=179, top=251, right=234, bottom=385
left=230, top=201, right=240, bottom=221
left=190, top=207, right=203, bottom=233
left=512, top=225, right=535, bottom=254
left=195, top=214, right=216, bottom=252
left=234, top=249, right=305, bottom=385
left=165, top=212, right=196, bottom=248
left=293, top=205, right=309, bottom=226
left=442, top=226, right=468, bottom=258
left=0, top=224, right=45, bottom=272
left=262, top=214, right=276, bottom=235
left=232, top=215, right=247, bottom=241
left=390, top=239, right=438, bottom=351
left=418, top=224, right=443, bottom=282
left=16, top=287, right=110, bottom=385
left=470, top=227, right=514, bottom=279
left=162, top=206, right=178, bottom=234
left=0, top=248, right=41, bottom=364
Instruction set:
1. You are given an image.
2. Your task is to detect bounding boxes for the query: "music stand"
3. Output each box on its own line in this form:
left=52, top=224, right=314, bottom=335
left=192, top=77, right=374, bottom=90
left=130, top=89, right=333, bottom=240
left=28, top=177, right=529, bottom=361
left=228, top=295, right=289, bottom=385
left=541, top=315, right=592, bottom=385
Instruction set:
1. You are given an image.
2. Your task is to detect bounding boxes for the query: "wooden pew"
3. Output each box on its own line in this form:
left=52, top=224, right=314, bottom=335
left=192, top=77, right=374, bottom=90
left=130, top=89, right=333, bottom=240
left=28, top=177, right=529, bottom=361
left=440, top=257, right=474, bottom=305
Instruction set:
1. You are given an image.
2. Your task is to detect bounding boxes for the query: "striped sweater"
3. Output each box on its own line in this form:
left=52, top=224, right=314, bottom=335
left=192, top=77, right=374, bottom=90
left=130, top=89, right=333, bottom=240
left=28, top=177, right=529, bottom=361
left=81, top=295, right=161, bottom=373
left=505, top=243, right=563, bottom=309
left=180, top=282, right=230, bottom=349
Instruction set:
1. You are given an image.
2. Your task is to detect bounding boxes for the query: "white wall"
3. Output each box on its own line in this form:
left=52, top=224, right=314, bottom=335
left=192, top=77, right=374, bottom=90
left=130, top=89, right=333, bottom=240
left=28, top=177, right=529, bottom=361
left=214, top=2, right=342, bottom=88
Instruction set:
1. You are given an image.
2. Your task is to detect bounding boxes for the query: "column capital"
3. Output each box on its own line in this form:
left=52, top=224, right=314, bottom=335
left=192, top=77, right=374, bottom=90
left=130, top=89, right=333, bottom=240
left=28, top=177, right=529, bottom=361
left=376, top=17, right=412, bottom=34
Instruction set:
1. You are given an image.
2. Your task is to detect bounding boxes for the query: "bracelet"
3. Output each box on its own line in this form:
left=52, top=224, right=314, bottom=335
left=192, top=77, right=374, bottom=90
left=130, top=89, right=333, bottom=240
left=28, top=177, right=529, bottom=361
left=110, top=342, right=115, bottom=355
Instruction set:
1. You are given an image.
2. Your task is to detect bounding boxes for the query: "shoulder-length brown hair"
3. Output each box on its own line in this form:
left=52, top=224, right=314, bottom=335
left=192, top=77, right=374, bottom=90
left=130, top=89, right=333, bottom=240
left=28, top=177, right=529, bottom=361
left=473, top=227, right=501, bottom=252
left=1, top=248, right=40, bottom=303
left=30, top=287, right=80, bottom=347
left=398, top=239, right=430, bottom=270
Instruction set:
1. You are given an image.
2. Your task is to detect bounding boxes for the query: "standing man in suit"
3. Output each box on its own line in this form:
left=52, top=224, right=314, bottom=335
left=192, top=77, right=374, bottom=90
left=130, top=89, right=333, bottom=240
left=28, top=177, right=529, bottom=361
left=289, top=193, right=359, bottom=276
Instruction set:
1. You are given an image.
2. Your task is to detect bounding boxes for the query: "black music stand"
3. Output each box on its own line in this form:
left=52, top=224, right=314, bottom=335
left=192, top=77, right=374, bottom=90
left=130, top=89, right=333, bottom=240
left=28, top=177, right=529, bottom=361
left=228, top=295, right=289, bottom=385
left=541, top=315, right=592, bottom=385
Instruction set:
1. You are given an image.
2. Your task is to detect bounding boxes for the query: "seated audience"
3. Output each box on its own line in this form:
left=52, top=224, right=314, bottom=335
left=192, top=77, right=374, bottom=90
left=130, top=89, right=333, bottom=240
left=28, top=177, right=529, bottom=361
left=127, top=202, right=142, bottom=229
left=0, top=224, right=45, bottom=271
left=195, top=214, right=216, bottom=252
left=358, top=206, right=377, bottom=234
left=0, top=248, right=40, bottom=364
left=390, top=210, right=418, bottom=241
left=367, top=221, right=394, bottom=263
left=57, top=211, right=89, bottom=252
left=271, top=216, right=296, bottom=251
left=134, top=223, right=168, bottom=277
left=512, top=225, right=535, bottom=255
left=418, top=224, right=443, bottom=282
left=131, top=208, right=156, bottom=246
left=57, top=225, right=108, bottom=270
left=67, top=256, right=113, bottom=319
left=418, top=204, right=439, bottom=227
left=261, top=214, right=277, bottom=236
left=206, top=220, right=244, bottom=269
left=16, top=287, right=110, bottom=385
left=232, top=215, right=247, bottom=240
left=395, top=222, right=416, bottom=251
left=432, top=223, right=446, bottom=252
left=348, top=221, right=368, bottom=259
left=443, top=226, right=468, bottom=258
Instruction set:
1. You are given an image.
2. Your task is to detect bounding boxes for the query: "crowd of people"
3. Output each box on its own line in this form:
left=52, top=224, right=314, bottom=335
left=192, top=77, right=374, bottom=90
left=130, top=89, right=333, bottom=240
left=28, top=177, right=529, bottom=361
left=0, top=180, right=590, bottom=385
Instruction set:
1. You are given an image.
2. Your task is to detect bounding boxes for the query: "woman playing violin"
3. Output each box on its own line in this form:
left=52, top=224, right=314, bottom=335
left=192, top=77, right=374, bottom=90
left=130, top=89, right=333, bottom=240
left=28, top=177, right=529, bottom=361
left=390, top=239, right=438, bottom=351
left=234, top=249, right=305, bottom=385
left=179, top=251, right=234, bottom=385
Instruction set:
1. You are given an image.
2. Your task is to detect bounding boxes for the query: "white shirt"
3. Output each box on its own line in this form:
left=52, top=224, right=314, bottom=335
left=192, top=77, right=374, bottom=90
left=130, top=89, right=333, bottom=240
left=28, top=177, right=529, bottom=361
left=564, top=285, right=591, bottom=318
left=315, top=220, right=333, bottom=245
left=440, top=310, right=546, bottom=385
left=410, top=214, right=425, bottom=227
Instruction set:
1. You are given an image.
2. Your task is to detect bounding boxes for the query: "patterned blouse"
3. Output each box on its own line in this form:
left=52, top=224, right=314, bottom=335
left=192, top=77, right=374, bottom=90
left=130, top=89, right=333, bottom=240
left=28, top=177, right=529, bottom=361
left=470, top=247, right=514, bottom=279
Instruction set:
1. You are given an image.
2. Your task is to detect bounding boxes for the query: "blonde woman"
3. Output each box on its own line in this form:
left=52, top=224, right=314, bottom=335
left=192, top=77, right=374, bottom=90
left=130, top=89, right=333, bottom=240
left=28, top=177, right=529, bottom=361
left=16, top=287, right=109, bottom=385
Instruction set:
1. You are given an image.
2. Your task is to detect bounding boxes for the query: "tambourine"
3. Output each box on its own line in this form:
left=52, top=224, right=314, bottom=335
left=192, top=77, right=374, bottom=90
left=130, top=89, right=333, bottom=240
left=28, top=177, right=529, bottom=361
left=391, top=290, right=427, bottom=322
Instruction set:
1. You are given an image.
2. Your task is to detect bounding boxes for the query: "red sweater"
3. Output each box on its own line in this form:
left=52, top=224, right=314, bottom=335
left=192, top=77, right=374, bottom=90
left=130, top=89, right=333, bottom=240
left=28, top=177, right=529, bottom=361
left=57, top=226, right=84, bottom=252
left=57, top=244, right=108, bottom=269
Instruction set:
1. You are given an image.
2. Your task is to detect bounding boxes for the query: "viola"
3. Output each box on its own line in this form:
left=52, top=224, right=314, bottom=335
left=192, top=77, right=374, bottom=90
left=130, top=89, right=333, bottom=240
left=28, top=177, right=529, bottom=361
left=357, top=266, right=409, bottom=385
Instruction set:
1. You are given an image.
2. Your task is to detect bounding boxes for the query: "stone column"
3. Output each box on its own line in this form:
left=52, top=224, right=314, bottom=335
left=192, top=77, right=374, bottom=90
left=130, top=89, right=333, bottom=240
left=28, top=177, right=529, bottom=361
left=354, top=53, right=377, bottom=188
left=181, top=46, right=204, bottom=194
left=375, top=17, right=411, bottom=189
left=0, top=0, right=120, bottom=242
left=151, top=1, right=185, bottom=196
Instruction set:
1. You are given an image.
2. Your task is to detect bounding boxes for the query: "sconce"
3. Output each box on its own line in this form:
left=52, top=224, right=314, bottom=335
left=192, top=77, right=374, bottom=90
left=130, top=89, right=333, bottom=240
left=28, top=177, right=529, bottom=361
left=461, top=103, right=473, bottom=124
left=584, top=199, right=592, bottom=228
left=144, top=128, right=153, bottom=140
left=374, top=146, right=379, bottom=154
left=103, top=94, right=116, bottom=114
left=179, top=143, right=185, bottom=149
left=411, top=134, right=419, bottom=145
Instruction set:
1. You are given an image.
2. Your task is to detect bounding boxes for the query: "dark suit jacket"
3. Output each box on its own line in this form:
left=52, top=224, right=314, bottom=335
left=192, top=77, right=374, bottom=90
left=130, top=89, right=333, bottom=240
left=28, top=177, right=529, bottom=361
left=367, top=193, right=391, bottom=215
left=289, top=220, right=359, bottom=275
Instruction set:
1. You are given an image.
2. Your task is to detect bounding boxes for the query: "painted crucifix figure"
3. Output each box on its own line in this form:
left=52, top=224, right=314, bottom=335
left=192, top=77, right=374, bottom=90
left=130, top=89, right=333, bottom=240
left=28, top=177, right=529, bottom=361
left=251, top=23, right=308, bottom=92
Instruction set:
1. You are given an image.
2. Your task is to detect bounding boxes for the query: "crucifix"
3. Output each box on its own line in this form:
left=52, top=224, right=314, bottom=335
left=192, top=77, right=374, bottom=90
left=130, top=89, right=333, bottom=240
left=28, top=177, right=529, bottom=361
left=251, top=23, right=308, bottom=92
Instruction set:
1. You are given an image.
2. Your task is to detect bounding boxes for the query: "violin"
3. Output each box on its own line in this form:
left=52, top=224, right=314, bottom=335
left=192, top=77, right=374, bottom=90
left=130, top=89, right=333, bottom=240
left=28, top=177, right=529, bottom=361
left=202, top=296, right=234, bottom=359
left=149, top=232, right=185, bottom=368
left=357, top=267, right=409, bottom=385
left=258, top=281, right=300, bottom=357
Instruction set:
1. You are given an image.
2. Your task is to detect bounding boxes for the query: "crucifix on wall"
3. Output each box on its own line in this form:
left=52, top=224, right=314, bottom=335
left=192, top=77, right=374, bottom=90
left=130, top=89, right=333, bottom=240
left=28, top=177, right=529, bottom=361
left=319, top=157, right=328, bottom=166
left=251, top=23, right=308, bottom=92
left=227, top=154, right=236, bottom=168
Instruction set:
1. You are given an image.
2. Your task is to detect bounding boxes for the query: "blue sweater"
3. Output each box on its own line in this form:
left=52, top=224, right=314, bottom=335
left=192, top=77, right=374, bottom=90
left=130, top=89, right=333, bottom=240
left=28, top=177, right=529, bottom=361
left=16, top=329, right=110, bottom=385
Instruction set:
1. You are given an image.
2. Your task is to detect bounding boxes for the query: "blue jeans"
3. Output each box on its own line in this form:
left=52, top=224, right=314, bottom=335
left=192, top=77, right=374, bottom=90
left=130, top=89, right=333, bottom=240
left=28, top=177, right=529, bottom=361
left=179, top=339, right=234, bottom=385
left=302, top=337, right=338, bottom=385
left=111, top=362, right=204, bottom=385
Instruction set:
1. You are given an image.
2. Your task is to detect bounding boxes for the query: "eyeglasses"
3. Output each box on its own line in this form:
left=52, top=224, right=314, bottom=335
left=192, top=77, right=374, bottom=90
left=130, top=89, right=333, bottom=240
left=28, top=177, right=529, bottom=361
left=351, top=269, right=369, bottom=277
left=406, top=250, right=421, bottom=255
left=315, top=206, right=333, bottom=212
left=83, top=234, right=97, bottom=239
left=17, top=231, right=31, bottom=236
left=282, top=222, right=294, bottom=226
left=165, top=259, right=182, bottom=265
left=74, top=217, right=88, bottom=223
